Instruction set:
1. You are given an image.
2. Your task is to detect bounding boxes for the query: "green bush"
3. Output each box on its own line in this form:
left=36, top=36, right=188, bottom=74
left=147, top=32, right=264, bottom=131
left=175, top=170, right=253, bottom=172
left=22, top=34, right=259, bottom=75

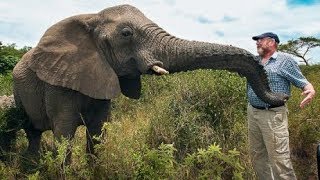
left=0, top=42, right=30, bottom=74
left=0, top=107, right=26, bottom=154
left=38, top=137, right=93, bottom=179
left=182, top=143, right=244, bottom=179
left=0, top=55, right=19, bottom=74
left=133, top=143, right=177, bottom=179
left=146, top=70, right=248, bottom=160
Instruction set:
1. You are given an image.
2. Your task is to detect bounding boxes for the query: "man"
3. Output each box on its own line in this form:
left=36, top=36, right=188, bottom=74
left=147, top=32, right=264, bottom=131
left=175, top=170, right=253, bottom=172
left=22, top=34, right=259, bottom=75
left=247, top=32, right=316, bottom=179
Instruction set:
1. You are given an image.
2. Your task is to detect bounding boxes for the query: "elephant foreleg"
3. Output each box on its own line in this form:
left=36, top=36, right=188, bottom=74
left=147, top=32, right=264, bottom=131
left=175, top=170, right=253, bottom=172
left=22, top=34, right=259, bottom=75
left=52, top=113, right=79, bottom=139
left=83, top=99, right=111, bottom=154
left=25, top=127, right=42, bottom=155
left=51, top=112, right=80, bottom=164
left=46, top=87, right=82, bottom=163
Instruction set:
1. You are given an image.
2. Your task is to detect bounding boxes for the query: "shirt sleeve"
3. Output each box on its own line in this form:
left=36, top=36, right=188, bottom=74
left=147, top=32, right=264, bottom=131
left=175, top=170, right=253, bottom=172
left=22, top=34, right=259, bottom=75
left=280, top=57, right=309, bottom=89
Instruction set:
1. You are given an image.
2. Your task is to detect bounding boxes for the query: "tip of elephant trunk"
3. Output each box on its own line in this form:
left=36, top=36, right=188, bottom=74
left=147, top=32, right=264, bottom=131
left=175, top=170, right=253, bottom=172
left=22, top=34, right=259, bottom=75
left=264, top=92, right=289, bottom=106
left=151, top=65, right=169, bottom=75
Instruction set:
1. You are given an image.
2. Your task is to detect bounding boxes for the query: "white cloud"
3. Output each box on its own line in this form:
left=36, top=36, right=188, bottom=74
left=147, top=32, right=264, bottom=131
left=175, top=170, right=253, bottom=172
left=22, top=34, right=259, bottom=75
left=0, top=0, right=319, bottom=63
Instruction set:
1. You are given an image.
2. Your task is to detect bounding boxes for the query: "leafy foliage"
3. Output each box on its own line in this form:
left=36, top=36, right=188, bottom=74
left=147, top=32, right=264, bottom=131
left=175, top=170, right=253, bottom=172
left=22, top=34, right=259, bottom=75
left=182, top=143, right=244, bottom=179
left=38, top=137, right=93, bottom=179
left=0, top=107, right=27, bottom=155
left=0, top=56, right=19, bottom=74
left=0, top=42, right=31, bottom=74
left=145, top=71, right=248, bottom=162
left=133, top=143, right=177, bottom=179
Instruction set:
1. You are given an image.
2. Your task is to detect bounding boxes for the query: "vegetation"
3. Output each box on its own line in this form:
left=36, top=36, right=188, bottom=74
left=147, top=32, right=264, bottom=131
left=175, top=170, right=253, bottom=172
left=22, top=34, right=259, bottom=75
left=0, top=42, right=31, bottom=74
left=278, top=36, right=320, bottom=66
left=0, top=42, right=319, bottom=179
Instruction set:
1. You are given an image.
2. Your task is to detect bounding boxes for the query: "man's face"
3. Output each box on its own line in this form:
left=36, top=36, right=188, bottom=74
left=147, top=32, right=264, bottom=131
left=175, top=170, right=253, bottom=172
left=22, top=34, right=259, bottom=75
left=256, top=37, right=275, bottom=56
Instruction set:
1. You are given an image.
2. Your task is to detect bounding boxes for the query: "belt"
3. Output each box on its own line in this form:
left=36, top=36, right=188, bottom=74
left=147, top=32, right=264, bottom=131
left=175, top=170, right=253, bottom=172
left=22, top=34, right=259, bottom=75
left=251, top=104, right=284, bottom=110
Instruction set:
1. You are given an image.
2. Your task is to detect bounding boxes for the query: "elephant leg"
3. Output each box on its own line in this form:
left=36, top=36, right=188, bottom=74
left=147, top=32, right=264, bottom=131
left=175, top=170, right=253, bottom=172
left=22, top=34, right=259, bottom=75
left=25, top=127, right=42, bottom=155
left=51, top=112, right=80, bottom=164
left=18, top=126, right=43, bottom=171
left=83, top=99, right=111, bottom=154
left=45, top=85, right=82, bottom=163
left=52, top=113, right=79, bottom=139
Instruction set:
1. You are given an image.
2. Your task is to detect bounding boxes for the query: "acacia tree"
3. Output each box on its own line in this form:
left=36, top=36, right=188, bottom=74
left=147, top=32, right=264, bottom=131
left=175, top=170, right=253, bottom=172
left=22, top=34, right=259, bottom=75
left=278, top=36, right=320, bottom=66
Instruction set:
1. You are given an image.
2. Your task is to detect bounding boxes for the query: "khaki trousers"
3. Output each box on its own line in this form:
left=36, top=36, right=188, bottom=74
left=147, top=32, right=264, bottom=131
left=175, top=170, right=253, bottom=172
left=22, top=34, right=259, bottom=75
left=247, top=104, right=296, bottom=180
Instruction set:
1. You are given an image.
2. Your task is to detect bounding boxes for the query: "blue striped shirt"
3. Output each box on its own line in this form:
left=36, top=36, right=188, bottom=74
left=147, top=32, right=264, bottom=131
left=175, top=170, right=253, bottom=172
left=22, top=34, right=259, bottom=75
left=247, top=52, right=309, bottom=107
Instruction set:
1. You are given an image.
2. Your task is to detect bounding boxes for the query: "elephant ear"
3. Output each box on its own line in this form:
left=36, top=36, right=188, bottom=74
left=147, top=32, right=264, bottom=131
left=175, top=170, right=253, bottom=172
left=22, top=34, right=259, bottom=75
left=119, top=76, right=141, bottom=99
left=28, top=15, right=121, bottom=99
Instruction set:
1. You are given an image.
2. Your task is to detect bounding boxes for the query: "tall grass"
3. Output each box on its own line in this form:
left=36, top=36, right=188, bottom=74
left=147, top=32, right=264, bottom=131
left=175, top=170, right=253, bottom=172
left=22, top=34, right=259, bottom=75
left=0, top=73, right=13, bottom=96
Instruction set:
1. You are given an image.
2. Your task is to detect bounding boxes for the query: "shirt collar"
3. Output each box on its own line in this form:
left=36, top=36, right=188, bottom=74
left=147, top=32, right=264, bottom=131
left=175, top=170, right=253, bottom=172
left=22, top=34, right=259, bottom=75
left=271, top=51, right=278, bottom=60
left=258, top=51, right=278, bottom=65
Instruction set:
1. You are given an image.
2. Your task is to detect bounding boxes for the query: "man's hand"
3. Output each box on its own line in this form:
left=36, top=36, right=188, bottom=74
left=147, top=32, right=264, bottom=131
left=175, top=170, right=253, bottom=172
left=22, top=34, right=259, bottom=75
left=300, top=83, right=316, bottom=108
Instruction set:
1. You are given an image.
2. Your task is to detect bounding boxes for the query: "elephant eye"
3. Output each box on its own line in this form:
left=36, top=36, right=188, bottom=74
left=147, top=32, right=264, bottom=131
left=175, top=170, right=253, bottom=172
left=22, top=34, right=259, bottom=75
left=121, top=27, right=133, bottom=37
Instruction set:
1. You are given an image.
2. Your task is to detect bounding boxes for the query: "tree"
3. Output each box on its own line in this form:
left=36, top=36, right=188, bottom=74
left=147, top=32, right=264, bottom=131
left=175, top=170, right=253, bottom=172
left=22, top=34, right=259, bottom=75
left=278, top=36, right=320, bottom=66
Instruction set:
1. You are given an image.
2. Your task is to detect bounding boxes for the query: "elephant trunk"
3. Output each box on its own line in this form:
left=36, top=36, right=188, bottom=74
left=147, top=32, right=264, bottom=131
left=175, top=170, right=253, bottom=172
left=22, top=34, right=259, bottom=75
left=159, top=37, right=288, bottom=106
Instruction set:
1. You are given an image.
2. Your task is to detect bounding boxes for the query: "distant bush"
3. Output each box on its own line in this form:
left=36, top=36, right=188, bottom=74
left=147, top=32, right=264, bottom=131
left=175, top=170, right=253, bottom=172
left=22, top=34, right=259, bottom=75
left=0, top=55, right=19, bottom=74
left=0, top=42, right=31, bottom=74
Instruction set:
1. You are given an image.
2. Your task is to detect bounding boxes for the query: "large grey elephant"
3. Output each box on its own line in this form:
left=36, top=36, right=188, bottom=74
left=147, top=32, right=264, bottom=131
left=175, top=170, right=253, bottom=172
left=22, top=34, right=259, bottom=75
left=13, top=4, right=288, bottom=155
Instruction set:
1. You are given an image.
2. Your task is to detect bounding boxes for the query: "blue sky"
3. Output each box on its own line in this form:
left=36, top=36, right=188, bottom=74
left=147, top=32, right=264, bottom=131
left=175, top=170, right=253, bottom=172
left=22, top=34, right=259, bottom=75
left=287, top=0, right=319, bottom=6
left=0, top=0, right=319, bottom=64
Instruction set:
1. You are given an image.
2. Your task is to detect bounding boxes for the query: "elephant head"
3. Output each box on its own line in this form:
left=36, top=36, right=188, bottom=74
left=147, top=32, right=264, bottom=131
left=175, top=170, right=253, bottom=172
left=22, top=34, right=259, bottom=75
left=28, top=4, right=287, bottom=105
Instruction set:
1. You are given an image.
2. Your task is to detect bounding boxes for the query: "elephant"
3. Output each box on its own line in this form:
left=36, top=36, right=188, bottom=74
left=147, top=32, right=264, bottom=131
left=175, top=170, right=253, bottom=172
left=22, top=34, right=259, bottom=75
left=12, top=4, right=288, bottom=156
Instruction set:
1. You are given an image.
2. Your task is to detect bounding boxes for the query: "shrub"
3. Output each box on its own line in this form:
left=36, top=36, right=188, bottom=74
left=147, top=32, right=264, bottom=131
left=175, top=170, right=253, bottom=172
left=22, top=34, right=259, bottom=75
left=0, top=55, right=19, bottom=74
left=0, top=107, right=26, bottom=155
left=146, top=70, right=248, bottom=160
left=0, top=42, right=30, bottom=74
left=39, top=137, right=93, bottom=179
left=181, top=143, right=244, bottom=179
left=133, top=143, right=177, bottom=179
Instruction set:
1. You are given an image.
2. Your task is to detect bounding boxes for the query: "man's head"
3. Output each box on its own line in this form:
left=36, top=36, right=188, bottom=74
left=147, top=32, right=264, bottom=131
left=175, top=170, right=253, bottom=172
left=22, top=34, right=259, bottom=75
left=252, top=32, right=279, bottom=57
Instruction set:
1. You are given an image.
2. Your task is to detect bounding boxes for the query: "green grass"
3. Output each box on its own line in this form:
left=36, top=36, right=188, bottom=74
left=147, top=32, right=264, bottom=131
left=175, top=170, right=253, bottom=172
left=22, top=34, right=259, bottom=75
left=0, top=65, right=319, bottom=179
left=0, top=73, right=13, bottom=96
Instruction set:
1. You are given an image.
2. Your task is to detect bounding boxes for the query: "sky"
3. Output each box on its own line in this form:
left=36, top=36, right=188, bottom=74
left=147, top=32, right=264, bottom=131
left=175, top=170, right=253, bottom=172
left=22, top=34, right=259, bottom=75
left=1, top=0, right=319, bottom=64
